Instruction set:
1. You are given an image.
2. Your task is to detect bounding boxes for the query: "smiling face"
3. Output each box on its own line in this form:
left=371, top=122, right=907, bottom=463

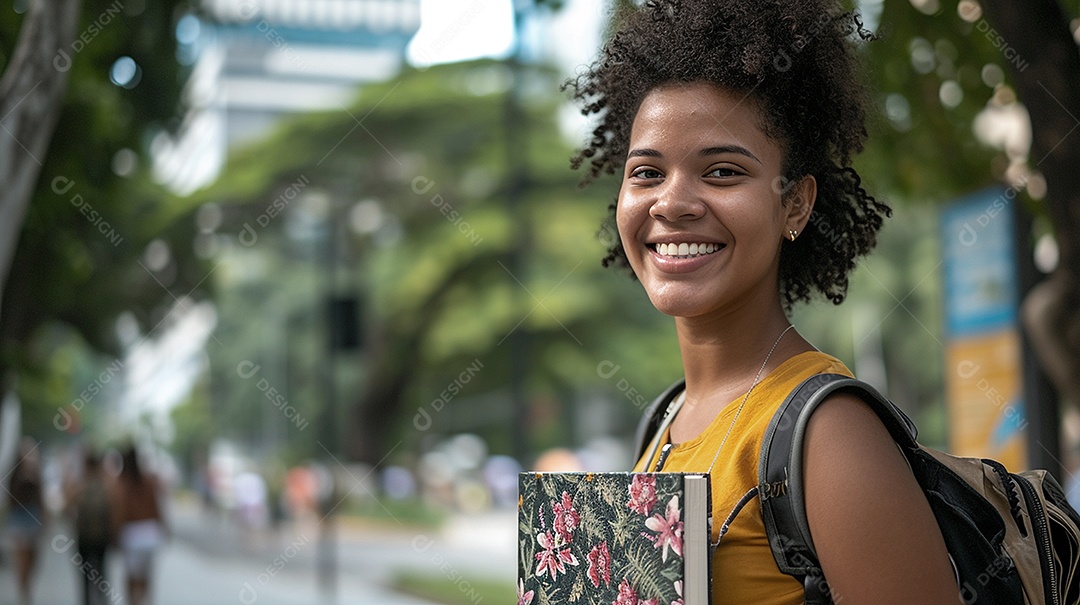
left=617, top=82, right=813, bottom=320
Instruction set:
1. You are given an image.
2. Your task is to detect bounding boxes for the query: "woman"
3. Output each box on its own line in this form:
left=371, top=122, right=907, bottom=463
left=566, top=1, right=958, bottom=603
left=70, top=447, right=113, bottom=605
left=112, top=445, right=166, bottom=605
left=4, top=438, right=44, bottom=605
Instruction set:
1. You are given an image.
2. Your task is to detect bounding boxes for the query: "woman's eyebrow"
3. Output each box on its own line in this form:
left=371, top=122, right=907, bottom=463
left=626, top=145, right=761, bottom=164
left=700, top=145, right=761, bottom=164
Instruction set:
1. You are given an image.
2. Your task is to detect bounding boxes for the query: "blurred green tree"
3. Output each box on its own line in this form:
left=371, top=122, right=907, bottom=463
left=192, top=0, right=1072, bottom=468
left=189, top=60, right=683, bottom=467
left=852, top=0, right=1080, bottom=451
left=792, top=0, right=1080, bottom=460
left=0, top=0, right=197, bottom=440
left=978, top=0, right=1080, bottom=414
left=0, top=0, right=79, bottom=310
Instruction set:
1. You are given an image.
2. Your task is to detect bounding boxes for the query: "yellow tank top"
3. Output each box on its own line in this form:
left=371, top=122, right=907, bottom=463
left=634, top=351, right=852, bottom=605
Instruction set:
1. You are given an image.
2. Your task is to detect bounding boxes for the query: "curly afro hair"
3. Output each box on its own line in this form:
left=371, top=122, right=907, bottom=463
left=565, top=0, right=891, bottom=307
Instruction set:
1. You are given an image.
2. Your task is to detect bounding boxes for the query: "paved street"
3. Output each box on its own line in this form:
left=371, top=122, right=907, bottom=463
left=0, top=500, right=515, bottom=605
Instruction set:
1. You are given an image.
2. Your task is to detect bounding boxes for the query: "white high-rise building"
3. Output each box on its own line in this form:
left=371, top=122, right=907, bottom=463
left=155, top=0, right=421, bottom=194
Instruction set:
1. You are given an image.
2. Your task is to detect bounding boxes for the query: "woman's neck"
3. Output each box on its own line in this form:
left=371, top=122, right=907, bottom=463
left=674, top=300, right=812, bottom=409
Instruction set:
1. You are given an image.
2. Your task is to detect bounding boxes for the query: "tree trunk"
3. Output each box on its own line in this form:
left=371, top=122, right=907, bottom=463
left=345, top=255, right=493, bottom=466
left=0, top=0, right=82, bottom=308
left=980, top=0, right=1080, bottom=413
left=348, top=331, right=426, bottom=466
left=1022, top=272, right=1080, bottom=407
left=0, top=0, right=82, bottom=458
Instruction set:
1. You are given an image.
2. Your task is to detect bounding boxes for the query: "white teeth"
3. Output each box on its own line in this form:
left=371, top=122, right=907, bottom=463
left=654, top=242, right=721, bottom=258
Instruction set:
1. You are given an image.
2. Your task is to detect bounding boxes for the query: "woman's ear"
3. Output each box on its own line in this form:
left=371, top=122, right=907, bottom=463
left=783, top=174, right=817, bottom=238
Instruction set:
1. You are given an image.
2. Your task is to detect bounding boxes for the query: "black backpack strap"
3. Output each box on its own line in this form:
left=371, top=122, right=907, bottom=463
left=634, top=379, right=686, bottom=462
left=758, top=373, right=919, bottom=602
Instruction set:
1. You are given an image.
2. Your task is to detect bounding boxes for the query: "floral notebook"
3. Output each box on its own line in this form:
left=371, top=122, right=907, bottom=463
left=517, top=472, right=711, bottom=605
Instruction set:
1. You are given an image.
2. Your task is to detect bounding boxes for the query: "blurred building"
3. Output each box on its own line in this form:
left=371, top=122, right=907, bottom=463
left=155, top=0, right=421, bottom=194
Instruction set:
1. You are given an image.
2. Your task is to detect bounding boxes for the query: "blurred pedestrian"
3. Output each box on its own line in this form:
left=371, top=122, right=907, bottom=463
left=234, top=471, right=268, bottom=529
left=284, top=465, right=318, bottom=520
left=112, top=445, right=166, bottom=605
left=70, top=447, right=113, bottom=605
left=3, top=437, right=44, bottom=605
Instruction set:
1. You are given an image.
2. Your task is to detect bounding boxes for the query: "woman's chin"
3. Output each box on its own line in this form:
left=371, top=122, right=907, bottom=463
left=645, top=292, right=713, bottom=319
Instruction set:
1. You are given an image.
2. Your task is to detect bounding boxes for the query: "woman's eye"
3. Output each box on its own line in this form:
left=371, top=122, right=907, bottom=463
left=630, top=168, right=663, bottom=180
left=706, top=167, right=741, bottom=178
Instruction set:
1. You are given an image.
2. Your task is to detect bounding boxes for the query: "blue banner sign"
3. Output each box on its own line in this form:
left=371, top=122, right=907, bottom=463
left=940, top=187, right=1019, bottom=338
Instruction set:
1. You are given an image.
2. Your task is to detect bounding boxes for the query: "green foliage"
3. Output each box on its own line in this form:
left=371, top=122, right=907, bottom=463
left=192, top=60, right=681, bottom=462
left=344, top=497, right=447, bottom=530
left=170, top=377, right=215, bottom=473
left=391, top=570, right=514, bottom=605
left=793, top=0, right=1070, bottom=443
left=793, top=203, right=947, bottom=446
left=860, top=0, right=1001, bottom=201
left=11, top=324, right=126, bottom=439
left=0, top=0, right=1066, bottom=523
left=0, top=0, right=197, bottom=444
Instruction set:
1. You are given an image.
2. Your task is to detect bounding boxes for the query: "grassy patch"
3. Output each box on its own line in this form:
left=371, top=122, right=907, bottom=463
left=391, top=570, right=514, bottom=605
left=343, top=497, right=447, bottom=530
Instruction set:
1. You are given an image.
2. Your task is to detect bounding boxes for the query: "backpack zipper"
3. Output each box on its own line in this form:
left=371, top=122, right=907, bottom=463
left=1014, top=474, right=1058, bottom=605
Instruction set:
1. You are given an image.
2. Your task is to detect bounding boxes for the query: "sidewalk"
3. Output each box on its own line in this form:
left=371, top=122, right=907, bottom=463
left=0, top=498, right=516, bottom=605
left=0, top=507, right=483, bottom=605
left=170, top=498, right=517, bottom=587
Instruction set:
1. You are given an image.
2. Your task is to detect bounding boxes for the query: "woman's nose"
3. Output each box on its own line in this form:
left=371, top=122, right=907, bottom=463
left=649, top=176, right=706, bottom=222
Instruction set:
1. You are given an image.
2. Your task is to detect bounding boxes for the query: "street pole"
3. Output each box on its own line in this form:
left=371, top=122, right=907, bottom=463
left=318, top=196, right=339, bottom=604
left=1016, top=204, right=1062, bottom=476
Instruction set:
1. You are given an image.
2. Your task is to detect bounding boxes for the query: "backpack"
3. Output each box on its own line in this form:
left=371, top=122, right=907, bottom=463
left=635, top=373, right=1080, bottom=604
left=75, top=480, right=112, bottom=546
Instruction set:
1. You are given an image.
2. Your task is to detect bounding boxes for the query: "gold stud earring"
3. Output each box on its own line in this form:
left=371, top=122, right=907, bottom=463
left=788, top=229, right=798, bottom=242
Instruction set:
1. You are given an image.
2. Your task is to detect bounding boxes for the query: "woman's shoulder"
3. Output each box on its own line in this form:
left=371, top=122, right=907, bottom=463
left=801, top=391, right=958, bottom=603
left=757, top=350, right=851, bottom=397
left=785, top=349, right=849, bottom=373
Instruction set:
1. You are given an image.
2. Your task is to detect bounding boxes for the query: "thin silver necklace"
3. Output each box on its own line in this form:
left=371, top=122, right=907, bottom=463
left=705, top=323, right=796, bottom=473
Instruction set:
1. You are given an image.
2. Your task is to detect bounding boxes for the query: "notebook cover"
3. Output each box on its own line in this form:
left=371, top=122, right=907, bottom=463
left=517, top=472, right=709, bottom=605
